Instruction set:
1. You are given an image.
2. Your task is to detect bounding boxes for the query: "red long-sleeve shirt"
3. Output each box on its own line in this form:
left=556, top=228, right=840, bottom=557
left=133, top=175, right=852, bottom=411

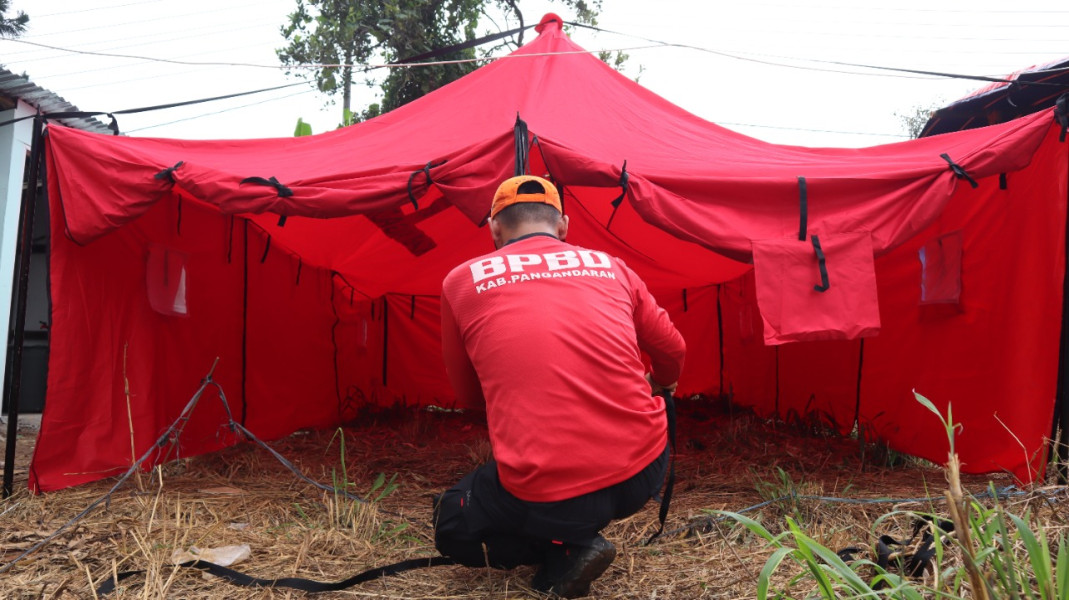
left=441, top=234, right=685, bottom=502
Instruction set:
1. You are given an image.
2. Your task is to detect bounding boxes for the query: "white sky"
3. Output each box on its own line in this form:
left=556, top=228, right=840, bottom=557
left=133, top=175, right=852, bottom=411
left=5, top=0, right=1068, bottom=147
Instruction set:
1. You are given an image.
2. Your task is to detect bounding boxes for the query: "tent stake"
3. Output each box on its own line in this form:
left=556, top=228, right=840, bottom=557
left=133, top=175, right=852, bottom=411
left=3, top=115, right=43, bottom=498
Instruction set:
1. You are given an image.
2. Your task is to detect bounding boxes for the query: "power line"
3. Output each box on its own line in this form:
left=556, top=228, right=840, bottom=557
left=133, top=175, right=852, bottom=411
left=719, top=121, right=908, bottom=139
left=566, top=21, right=1069, bottom=88
left=9, top=16, right=284, bottom=62
left=24, top=0, right=272, bottom=38
left=33, top=0, right=167, bottom=19
left=125, top=88, right=317, bottom=133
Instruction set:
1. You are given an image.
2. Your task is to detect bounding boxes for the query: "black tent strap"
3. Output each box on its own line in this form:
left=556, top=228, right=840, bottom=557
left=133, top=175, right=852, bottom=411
left=940, top=153, right=979, bottom=189
left=605, top=161, right=630, bottom=230
left=277, top=215, right=288, bottom=227
left=811, top=235, right=830, bottom=293
left=514, top=114, right=529, bottom=176
left=644, top=390, right=677, bottom=545
left=406, top=159, right=447, bottom=210
left=240, top=176, right=293, bottom=198
left=260, top=235, right=272, bottom=264
left=154, top=161, right=184, bottom=184
left=682, top=288, right=688, bottom=312
left=797, top=176, right=808, bottom=241
left=95, top=555, right=457, bottom=596
left=999, top=173, right=1008, bottom=190
left=1056, top=93, right=1069, bottom=143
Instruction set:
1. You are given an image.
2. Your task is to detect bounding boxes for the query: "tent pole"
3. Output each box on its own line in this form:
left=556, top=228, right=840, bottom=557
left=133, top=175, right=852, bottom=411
left=1056, top=149, right=1069, bottom=484
left=3, top=115, right=43, bottom=499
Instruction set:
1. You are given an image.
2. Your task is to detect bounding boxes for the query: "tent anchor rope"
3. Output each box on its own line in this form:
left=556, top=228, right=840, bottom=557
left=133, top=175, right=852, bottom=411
left=0, top=359, right=422, bottom=577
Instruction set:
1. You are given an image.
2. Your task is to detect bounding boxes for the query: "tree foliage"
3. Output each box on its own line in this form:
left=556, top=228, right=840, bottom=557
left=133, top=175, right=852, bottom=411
left=0, top=0, right=28, bottom=39
left=896, top=103, right=941, bottom=139
left=278, top=0, right=603, bottom=120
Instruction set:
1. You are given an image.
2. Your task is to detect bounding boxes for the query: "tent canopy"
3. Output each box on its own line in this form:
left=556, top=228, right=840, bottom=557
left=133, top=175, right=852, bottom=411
left=34, top=14, right=1069, bottom=492
left=921, top=56, right=1069, bottom=137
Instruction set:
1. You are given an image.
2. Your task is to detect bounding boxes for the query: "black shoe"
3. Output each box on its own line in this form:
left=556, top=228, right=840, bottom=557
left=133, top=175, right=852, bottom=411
left=531, top=537, right=617, bottom=598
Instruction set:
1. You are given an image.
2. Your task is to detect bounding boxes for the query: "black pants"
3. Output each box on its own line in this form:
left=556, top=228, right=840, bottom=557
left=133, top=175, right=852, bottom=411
left=433, top=445, right=669, bottom=569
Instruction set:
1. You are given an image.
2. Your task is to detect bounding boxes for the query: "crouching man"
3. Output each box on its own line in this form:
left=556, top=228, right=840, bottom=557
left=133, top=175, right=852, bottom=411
left=435, top=175, right=685, bottom=597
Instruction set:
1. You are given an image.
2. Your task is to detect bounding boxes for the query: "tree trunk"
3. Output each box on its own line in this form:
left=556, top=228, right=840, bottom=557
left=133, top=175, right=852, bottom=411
left=342, top=49, right=353, bottom=114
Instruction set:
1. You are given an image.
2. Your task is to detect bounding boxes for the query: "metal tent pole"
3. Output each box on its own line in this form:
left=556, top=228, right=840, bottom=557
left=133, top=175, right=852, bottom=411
left=1055, top=148, right=1069, bottom=484
left=3, top=114, right=43, bottom=498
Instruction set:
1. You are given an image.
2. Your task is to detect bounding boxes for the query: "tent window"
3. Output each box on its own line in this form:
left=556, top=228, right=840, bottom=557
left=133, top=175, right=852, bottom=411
left=147, top=244, right=189, bottom=317
left=919, top=231, right=963, bottom=305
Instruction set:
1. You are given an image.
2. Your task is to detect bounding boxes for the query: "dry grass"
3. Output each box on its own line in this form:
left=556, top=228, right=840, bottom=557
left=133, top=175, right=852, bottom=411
left=0, top=397, right=1053, bottom=599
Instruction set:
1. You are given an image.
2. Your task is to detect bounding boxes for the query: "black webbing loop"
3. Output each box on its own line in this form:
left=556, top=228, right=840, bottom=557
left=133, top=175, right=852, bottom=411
left=645, top=390, right=676, bottom=544
left=240, top=176, right=294, bottom=197
left=106, top=113, right=119, bottom=135
left=682, top=288, right=688, bottom=312
left=514, top=114, right=529, bottom=176
left=153, top=161, right=184, bottom=184
left=406, top=160, right=446, bottom=210
left=797, top=176, right=808, bottom=241
left=940, top=153, right=979, bottom=189
left=999, top=173, right=1008, bottom=190
left=277, top=215, right=288, bottom=227
left=1056, top=93, right=1069, bottom=143
left=95, top=556, right=457, bottom=596
left=605, top=161, right=629, bottom=229
left=811, top=235, right=831, bottom=293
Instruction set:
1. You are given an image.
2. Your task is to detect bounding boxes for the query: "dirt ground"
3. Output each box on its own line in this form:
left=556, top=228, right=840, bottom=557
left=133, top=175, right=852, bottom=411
left=0, top=398, right=1058, bottom=599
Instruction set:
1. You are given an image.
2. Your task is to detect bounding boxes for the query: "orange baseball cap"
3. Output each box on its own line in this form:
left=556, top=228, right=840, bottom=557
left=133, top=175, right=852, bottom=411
left=490, top=175, right=562, bottom=218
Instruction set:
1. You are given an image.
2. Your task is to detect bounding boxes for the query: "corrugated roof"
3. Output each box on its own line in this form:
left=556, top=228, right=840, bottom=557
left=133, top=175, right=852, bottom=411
left=0, top=68, right=115, bottom=135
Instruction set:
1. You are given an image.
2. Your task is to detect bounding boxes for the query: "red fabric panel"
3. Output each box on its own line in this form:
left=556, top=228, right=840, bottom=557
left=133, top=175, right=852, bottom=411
left=243, top=225, right=340, bottom=438
left=331, top=295, right=387, bottom=414
left=752, top=233, right=881, bottom=344
left=856, top=128, right=1067, bottom=483
left=32, top=190, right=244, bottom=492
left=382, top=294, right=453, bottom=406
left=777, top=341, right=862, bottom=435
left=655, top=286, right=721, bottom=397
left=718, top=272, right=777, bottom=414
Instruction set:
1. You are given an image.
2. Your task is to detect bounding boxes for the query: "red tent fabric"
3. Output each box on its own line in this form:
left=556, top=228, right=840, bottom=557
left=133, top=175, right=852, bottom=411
left=33, top=14, right=1068, bottom=491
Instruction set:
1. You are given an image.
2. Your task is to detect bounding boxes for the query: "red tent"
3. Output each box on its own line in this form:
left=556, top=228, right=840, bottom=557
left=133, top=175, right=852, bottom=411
left=34, top=14, right=1069, bottom=491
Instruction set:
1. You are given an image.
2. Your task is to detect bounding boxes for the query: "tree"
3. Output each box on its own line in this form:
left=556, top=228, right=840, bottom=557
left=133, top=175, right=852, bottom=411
left=278, top=0, right=603, bottom=119
left=0, top=0, right=28, bottom=38
left=896, top=103, right=941, bottom=139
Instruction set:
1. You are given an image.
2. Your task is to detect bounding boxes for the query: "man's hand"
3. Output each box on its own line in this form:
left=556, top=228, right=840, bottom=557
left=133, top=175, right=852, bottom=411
left=646, top=373, right=678, bottom=396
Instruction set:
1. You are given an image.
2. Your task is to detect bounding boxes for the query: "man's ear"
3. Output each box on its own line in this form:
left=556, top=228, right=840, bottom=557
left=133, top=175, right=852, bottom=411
left=557, top=214, right=570, bottom=241
left=489, top=217, right=504, bottom=249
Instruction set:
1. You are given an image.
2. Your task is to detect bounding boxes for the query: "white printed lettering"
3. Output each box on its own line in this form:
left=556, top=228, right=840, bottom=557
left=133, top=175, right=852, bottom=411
left=578, top=250, right=612, bottom=269
left=470, top=257, right=506, bottom=283
left=545, top=251, right=580, bottom=271
left=507, top=254, right=543, bottom=272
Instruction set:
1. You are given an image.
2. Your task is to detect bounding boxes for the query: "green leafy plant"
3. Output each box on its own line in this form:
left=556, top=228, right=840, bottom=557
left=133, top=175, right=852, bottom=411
left=718, top=391, right=1069, bottom=599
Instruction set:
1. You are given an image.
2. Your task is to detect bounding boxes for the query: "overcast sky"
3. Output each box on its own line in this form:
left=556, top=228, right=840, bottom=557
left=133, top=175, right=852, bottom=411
left=5, top=0, right=1068, bottom=147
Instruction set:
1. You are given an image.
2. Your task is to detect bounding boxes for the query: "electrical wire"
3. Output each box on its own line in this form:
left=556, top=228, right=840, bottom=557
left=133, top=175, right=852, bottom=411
left=125, top=88, right=317, bottom=133
left=719, top=121, right=908, bottom=139
left=565, top=21, right=1069, bottom=88
left=25, top=0, right=273, bottom=38
left=8, top=17, right=285, bottom=63
left=33, top=0, right=166, bottom=19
